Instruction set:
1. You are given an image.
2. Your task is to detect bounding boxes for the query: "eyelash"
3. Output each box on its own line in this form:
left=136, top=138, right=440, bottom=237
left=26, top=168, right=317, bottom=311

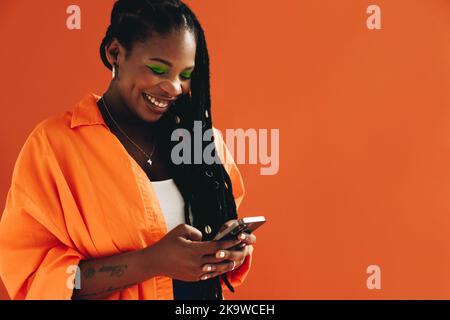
left=148, top=66, right=191, bottom=80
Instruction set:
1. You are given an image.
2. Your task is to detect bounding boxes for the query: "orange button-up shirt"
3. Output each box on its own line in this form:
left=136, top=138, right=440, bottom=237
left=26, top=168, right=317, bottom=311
left=0, top=93, right=252, bottom=300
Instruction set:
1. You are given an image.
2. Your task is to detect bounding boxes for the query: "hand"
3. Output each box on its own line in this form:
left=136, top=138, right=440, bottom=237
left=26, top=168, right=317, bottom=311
left=198, top=219, right=256, bottom=281
left=146, top=224, right=242, bottom=282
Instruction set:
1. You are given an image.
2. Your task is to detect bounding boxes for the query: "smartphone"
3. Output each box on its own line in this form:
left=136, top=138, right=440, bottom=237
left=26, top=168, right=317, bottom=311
left=213, top=216, right=266, bottom=242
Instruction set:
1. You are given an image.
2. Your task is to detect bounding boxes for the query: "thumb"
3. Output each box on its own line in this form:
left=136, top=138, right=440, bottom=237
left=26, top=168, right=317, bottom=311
left=176, top=224, right=203, bottom=242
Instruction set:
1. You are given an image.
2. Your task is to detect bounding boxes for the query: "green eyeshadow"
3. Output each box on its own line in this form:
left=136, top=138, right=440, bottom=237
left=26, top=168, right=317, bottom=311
left=146, top=64, right=168, bottom=74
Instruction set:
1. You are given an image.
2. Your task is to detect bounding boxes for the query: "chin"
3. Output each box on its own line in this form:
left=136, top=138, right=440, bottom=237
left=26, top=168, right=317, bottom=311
left=141, top=113, right=163, bottom=123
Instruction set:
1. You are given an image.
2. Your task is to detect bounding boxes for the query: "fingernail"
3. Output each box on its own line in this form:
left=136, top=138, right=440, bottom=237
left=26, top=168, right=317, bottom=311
left=239, top=233, right=247, bottom=240
left=203, top=265, right=212, bottom=272
left=201, top=275, right=208, bottom=280
left=216, top=251, right=226, bottom=258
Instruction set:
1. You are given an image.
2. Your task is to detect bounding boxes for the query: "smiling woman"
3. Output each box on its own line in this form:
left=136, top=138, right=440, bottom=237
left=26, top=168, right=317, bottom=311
left=0, top=0, right=255, bottom=300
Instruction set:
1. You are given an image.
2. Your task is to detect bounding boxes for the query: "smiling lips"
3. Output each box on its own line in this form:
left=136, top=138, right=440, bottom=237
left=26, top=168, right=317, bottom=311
left=143, top=92, right=174, bottom=111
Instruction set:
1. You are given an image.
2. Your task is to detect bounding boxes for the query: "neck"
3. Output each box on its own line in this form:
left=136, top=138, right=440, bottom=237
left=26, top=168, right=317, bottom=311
left=102, top=83, right=159, bottom=136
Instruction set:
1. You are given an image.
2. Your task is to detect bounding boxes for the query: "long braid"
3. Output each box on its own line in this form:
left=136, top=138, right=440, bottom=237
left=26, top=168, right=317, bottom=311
left=100, top=0, right=239, bottom=299
left=180, top=3, right=239, bottom=298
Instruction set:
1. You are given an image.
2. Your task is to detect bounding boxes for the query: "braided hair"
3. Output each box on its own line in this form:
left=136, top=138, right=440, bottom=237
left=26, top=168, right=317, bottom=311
left=100, top=0, right=239, bottom=300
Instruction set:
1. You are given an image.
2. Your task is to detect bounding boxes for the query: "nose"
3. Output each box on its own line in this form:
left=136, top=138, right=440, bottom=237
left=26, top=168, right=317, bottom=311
left=160, top=79, right=183, bottom=98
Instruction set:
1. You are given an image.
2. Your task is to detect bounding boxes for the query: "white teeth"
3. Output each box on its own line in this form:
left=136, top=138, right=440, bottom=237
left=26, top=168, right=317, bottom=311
left=145, top=93, right=168, bottom=108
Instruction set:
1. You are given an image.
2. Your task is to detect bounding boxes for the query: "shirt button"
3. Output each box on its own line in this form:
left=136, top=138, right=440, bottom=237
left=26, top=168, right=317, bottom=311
left=204, top=225, right=212, bottom=234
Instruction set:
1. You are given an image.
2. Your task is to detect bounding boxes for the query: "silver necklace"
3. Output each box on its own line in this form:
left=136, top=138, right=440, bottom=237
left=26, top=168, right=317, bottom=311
left=101, top=96, right=157, bottom=166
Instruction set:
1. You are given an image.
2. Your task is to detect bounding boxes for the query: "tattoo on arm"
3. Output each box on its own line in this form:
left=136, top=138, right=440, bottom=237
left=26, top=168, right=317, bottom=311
left=99, top=264, right=128, bottom=277
left=74, top=292, right=97, bottom=299
left=83, top=268, right=96, bottom=279
left=73, top=264, right=131, bottom=299
left=73, top=283, right=135, bottom=300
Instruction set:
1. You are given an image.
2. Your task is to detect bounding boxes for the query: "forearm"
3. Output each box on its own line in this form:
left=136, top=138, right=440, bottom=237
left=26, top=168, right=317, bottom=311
left=71, top=246, right=159, bottom=300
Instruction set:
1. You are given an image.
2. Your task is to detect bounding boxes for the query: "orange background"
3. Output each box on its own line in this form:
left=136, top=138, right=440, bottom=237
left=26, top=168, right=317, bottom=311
left=1, top=0, right=450, bottom=299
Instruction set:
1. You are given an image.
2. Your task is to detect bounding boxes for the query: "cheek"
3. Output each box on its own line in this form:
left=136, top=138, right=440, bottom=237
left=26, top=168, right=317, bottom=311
left=183, top=81, right=192, bottom=94
left=123, top=65, right=157, bottom=85
left=135, top=73, right=162, bottom=91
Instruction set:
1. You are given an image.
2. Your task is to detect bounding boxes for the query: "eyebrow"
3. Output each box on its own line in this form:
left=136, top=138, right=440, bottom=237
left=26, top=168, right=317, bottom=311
left=148, top=57, right=195, bottom=70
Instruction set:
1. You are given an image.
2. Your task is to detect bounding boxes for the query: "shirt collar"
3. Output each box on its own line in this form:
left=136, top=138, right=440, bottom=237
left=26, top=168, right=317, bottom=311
left=70, top=93, right=107, bottom=129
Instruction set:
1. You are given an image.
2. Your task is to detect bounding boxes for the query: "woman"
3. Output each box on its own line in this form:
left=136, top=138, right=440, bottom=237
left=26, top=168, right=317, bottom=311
left=0, top=0, right=255, bottom=300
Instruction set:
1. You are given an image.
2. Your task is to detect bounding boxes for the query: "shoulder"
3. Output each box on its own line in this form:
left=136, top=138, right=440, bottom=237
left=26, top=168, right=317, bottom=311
left=22, top=110, right=74, bottom=154
left=34, top=110, right=73, bottom=136
left=9, top=106, right=88, bottom=193
left=25, top=92, right=102, bottom=149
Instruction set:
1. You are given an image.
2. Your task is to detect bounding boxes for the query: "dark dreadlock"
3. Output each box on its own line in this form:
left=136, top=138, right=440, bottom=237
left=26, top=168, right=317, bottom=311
left=99, top=0, right=239, bottom=300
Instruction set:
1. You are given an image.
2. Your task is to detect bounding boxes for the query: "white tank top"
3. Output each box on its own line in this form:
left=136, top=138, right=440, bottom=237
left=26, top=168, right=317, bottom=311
left=151, top=179, right=194, bottom=231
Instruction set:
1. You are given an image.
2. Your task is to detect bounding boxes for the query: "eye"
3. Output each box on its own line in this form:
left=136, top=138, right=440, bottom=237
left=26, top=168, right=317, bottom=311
left=147, top=65, right=167, bottom=75
left=180, top=71, right=192, bottom=80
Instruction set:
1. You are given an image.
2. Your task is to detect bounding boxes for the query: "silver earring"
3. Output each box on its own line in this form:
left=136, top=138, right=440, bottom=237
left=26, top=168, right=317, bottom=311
left=112, top=65, right=116, bottom=79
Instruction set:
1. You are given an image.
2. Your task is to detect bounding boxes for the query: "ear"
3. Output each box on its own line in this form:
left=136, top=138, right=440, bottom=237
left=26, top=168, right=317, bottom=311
left=105, top=38, right=125, bottom=67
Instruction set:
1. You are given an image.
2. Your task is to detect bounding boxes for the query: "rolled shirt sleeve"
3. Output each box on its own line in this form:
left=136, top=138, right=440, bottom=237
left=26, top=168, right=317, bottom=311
left=0, top=127, right=86, bottom=300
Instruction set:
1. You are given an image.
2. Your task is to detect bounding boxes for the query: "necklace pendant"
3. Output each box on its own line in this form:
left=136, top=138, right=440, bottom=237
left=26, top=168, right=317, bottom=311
left=147, top=158, right=153, bottom=166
